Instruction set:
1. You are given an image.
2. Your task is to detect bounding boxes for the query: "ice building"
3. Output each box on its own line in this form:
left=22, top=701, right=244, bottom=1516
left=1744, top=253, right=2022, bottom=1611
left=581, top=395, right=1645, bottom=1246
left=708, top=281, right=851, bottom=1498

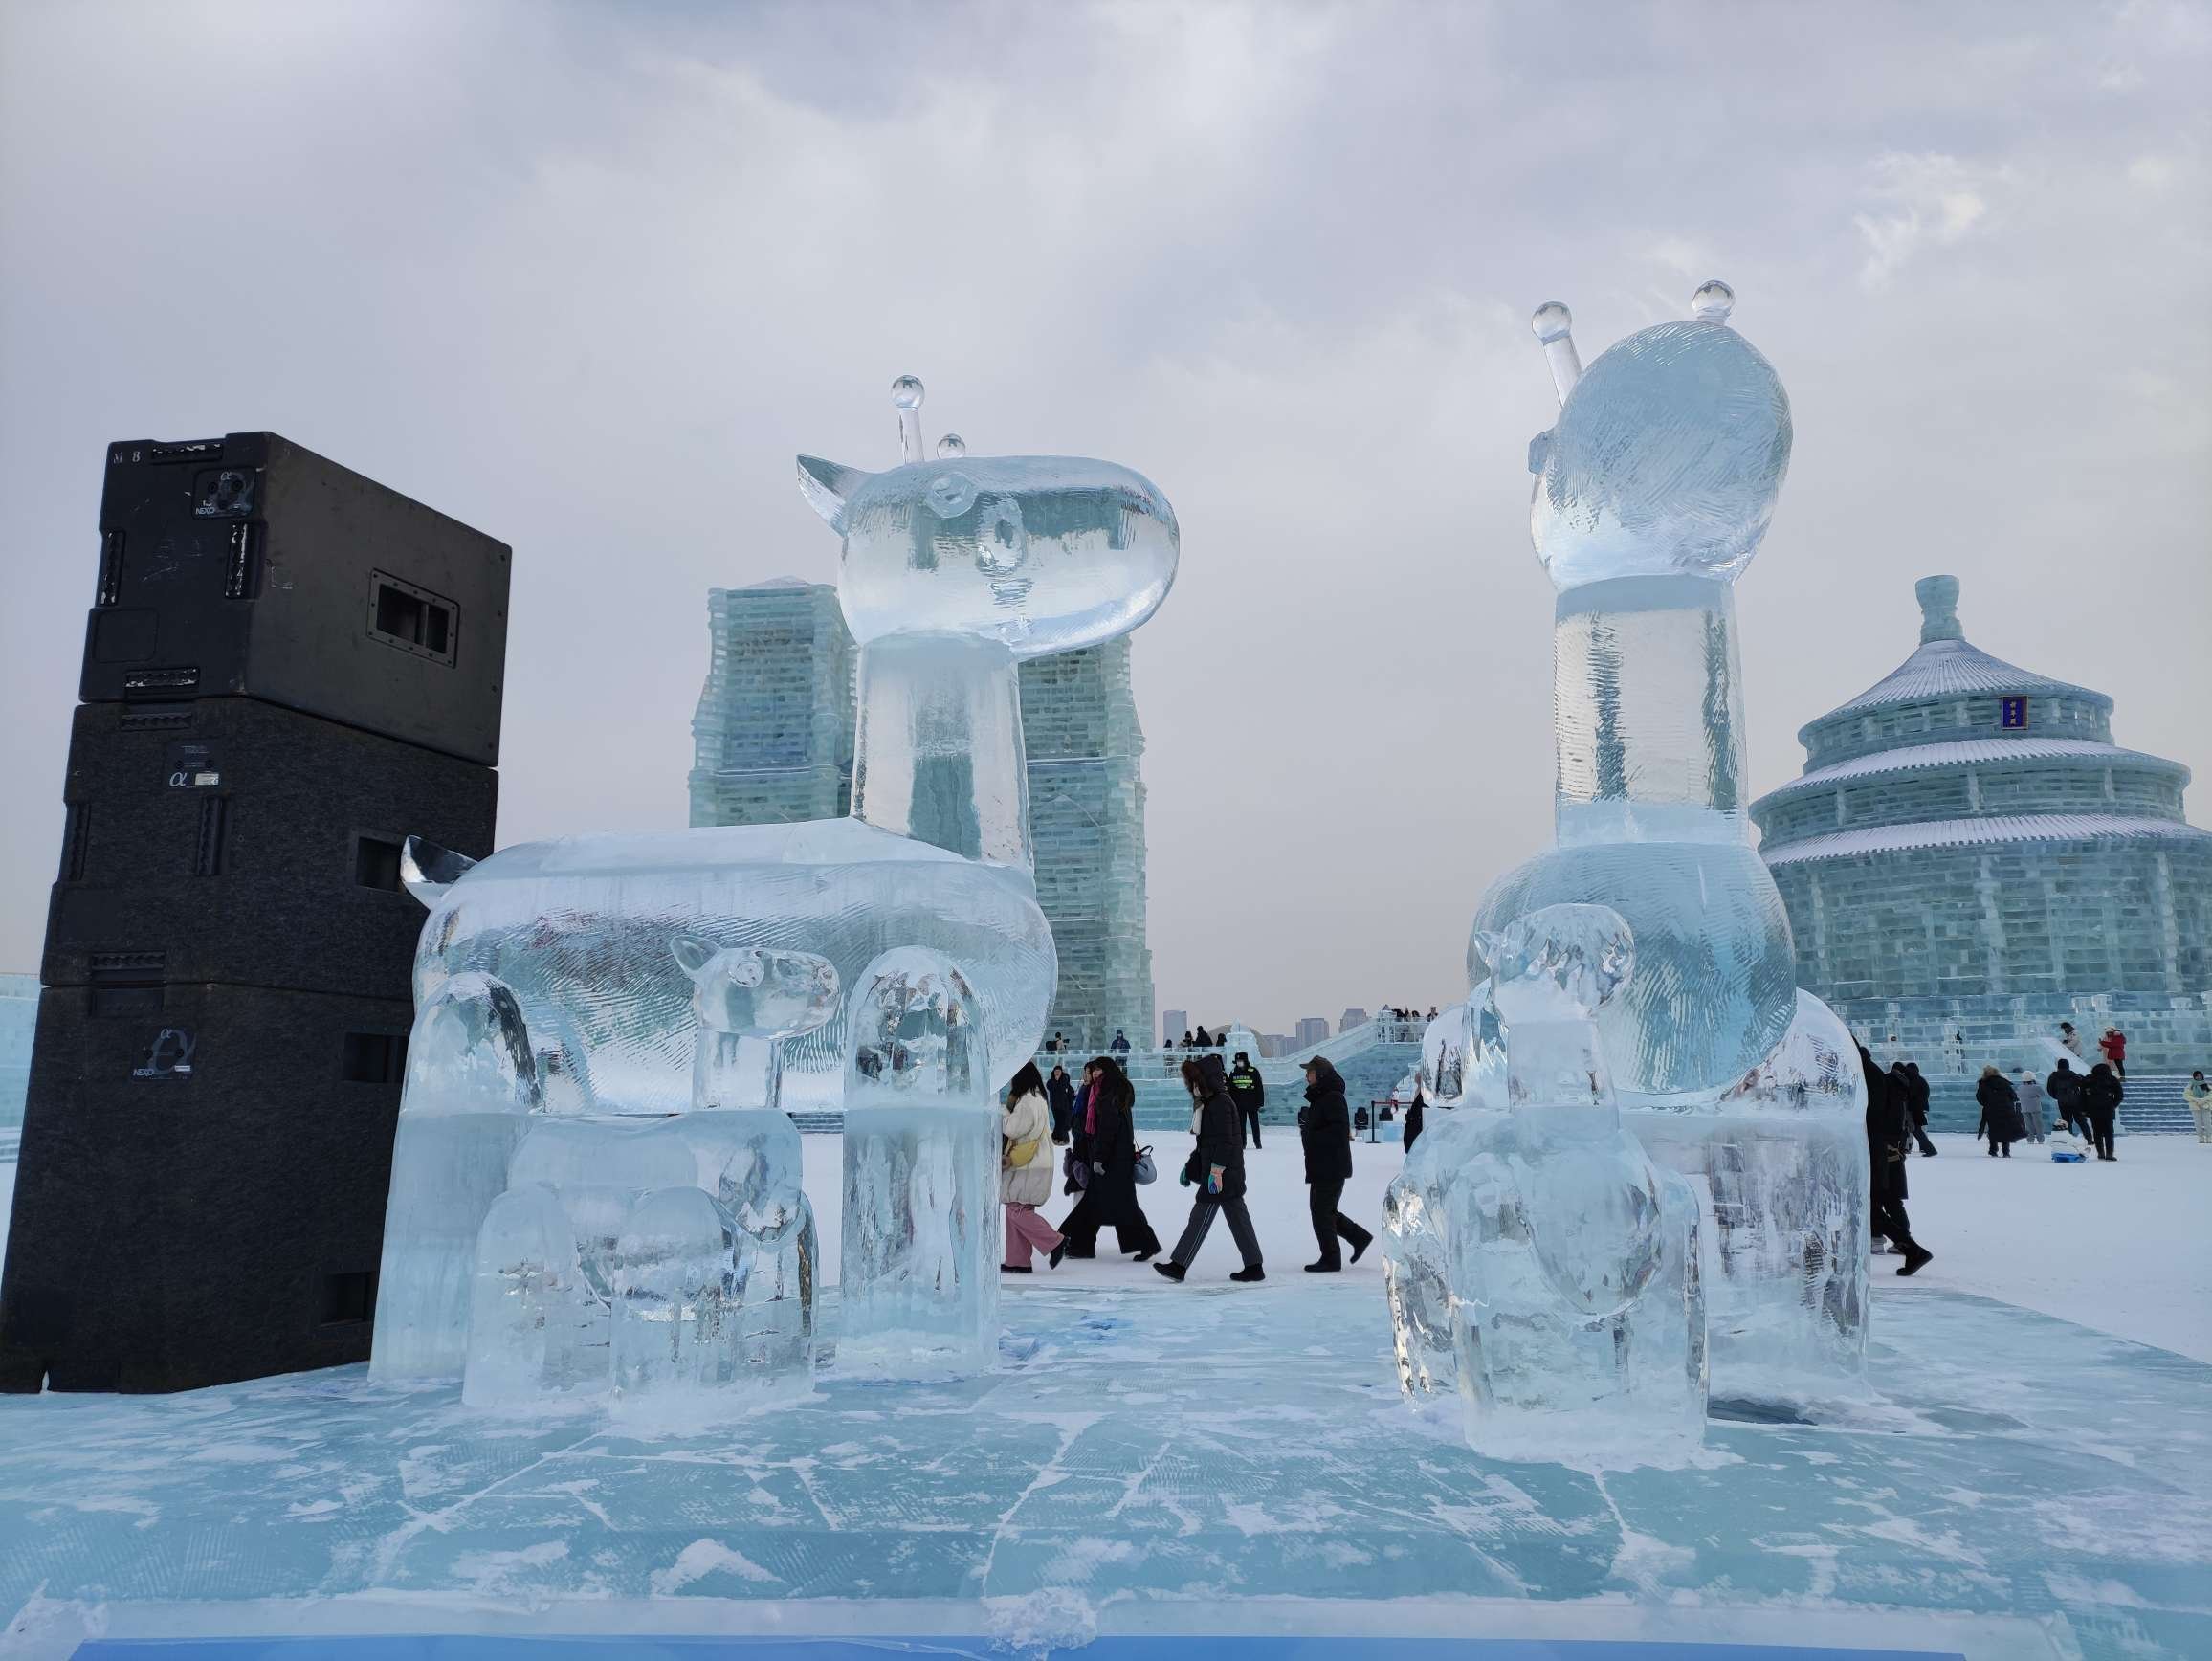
left=1019, top=640, right=1156, bottom=1052
left=690, top=580, right=855, bottom=828
left=1753, top=575, right=2212, bottom=1080
left=0, top=973, right=33, bottom=1135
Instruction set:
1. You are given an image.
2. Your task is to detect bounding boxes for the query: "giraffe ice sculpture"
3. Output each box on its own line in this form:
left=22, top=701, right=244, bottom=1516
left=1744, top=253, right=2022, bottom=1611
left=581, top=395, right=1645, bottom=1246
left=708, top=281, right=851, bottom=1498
left=1451, top=284, right=1868, bottom=1401
left=373, top=378, right=1180, bottom=1381
left=1421, top=905, right=1706, bottom=1462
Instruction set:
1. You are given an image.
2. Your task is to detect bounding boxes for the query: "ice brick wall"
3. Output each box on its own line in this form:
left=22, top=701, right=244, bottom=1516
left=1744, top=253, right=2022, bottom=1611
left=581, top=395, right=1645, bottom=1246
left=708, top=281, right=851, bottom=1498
left=690, top=581, right=855, bottom=829
left=1021, top=639, right=1155, bottom=1053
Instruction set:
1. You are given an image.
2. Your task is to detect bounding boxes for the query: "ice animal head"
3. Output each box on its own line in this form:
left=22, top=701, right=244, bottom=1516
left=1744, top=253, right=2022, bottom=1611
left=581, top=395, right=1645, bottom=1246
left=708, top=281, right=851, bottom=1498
left=671, top=938, right=840, bottom=1042
left=1473, top=904, right=1635, bottom=1028
left=797, top=376, right=1179, bottom=658
left=1526, top=282, right=1791, bottom=590
left=843, top=946, right=988, bottom=1107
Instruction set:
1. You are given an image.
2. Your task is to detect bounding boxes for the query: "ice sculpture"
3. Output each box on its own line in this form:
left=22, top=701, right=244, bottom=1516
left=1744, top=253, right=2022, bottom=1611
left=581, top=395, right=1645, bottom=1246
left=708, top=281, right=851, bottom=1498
left=373, top=378, right=1179, bottom=1382
left=1422, top=906, right=1705, bottom=1462
left=839, top=948, right=998, bottom=1380
left=1450, top=283, right=1867, bottom=1400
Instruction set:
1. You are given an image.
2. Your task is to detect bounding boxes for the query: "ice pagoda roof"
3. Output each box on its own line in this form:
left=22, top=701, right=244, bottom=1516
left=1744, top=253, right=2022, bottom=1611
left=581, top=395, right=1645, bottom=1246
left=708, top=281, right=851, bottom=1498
left=1760, top=811, right=2210, bottom=867
left=1804, top=574, right=2108, bottom=734
left=1757, top=736, right=2186, bottom=806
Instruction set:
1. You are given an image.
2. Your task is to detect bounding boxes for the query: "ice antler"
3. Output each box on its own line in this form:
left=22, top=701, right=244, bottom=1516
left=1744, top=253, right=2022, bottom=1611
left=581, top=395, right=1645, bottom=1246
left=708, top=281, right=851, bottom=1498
left=1531, top=302, right=1581, bottom=406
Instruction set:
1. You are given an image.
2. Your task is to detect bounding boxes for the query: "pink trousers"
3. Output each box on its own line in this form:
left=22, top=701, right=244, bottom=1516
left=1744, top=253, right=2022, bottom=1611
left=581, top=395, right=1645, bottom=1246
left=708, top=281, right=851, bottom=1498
left=1004, top=1202, right=1064, bottom=1267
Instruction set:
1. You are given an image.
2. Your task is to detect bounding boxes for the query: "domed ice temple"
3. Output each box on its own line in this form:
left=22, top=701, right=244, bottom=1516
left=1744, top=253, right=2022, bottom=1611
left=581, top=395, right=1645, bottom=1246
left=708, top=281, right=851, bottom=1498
left=1751, top=575, right=2212, bottom=1091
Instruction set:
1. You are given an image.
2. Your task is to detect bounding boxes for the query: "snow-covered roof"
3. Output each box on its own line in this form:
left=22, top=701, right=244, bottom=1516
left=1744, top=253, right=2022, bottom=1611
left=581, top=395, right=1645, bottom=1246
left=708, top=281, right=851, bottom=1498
left=1760, top=812, right=2208, bottom=867
left=1816, top=636, right=2107, bottom=724
left=1756, top=737, right=2185, bottom=807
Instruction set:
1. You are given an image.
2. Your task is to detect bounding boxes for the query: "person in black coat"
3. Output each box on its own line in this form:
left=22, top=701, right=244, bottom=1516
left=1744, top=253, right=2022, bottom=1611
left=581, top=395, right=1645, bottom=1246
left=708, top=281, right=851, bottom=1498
left=1155, top=1054, right=1264, bottom=1282
left=1402, top=1083, right=1426, bottom=1157
left=2046, top=1059, right=2087, bottom=1140
left=2082, top=1062, right=2124, bottom=1162
left=1056, top=1060, right=1162, bottom=1259
left=1863, top=1045, right=1931, bottom=1274
left=1298, top=1056, right=1373, bottom=1272
left=1974, top=1066, right=2022, bottom=1157
left=1894, top=1061, right=1936, bottom=1156
left=1046, top=1062, right=1077, bottom=1146
left=1226, top=1052, right=1267, bottom=1149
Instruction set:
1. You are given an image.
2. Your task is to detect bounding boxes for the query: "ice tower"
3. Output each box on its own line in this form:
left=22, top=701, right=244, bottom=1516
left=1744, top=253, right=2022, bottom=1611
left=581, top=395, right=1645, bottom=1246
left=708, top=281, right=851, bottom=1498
left=1446, top=285, right=1868, bottom=1403
left=371, top=379, right=1180, bottom=1384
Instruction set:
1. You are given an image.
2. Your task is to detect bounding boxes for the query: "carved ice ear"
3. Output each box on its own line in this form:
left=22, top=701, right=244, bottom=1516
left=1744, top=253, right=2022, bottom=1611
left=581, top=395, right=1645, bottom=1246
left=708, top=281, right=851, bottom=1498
left=796, top=455, right=872, bottom=535
left=670, top=934, right=719, bottom=981
left=400, top=836, right=477, bottom=908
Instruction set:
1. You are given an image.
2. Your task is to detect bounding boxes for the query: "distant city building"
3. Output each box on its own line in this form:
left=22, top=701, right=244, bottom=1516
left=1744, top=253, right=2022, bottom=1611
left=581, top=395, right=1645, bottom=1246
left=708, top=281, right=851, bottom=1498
left=0, top=971, right=34, bottom=1130
left=1338, top=1008, right=1369, bottom=1034
left=1161, top=1009, right=1188, bottom=1046
left=1294, top=1016, right=1331, bottom=1049
left=1753, top=576, right=2212, bottom=1075
left=1023, top=640, right=1156, bottom=1054
left=690, top=580, right=856, bottom=828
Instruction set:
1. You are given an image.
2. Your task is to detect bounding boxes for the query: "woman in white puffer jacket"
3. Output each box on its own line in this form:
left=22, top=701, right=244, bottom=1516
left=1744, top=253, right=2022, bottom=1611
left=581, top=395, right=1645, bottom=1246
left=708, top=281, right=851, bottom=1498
left=1002, top=1061, right=1066, bottom=1273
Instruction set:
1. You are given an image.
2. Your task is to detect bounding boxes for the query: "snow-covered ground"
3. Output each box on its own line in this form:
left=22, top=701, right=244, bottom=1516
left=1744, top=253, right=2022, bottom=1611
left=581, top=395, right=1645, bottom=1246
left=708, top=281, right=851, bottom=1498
left=1, top=1126, right=2206, bottom=1361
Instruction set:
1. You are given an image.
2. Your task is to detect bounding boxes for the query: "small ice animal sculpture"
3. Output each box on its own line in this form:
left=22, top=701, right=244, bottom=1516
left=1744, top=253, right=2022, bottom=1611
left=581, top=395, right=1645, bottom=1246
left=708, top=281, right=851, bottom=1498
left=1459, top=284, right=1867, bottom=1399
left=1410, top=905, right=1706, bottom=1462
left=372, top=378, right=1178, bottom=1380
left=838, top=947, right=999, bottom=1380
left=457, top=943, right=840, bottom=1412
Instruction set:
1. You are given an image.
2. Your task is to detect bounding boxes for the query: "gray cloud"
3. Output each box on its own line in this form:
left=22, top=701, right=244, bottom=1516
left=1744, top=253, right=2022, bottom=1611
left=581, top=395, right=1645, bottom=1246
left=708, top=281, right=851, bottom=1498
left=3, top=0, right=2206, bottom=1033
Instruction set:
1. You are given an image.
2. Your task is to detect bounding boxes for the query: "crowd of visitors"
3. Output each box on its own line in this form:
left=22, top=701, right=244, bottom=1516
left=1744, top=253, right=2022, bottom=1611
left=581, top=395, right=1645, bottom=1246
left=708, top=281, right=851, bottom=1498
left=997, top=1050, right=1372, bottom=1284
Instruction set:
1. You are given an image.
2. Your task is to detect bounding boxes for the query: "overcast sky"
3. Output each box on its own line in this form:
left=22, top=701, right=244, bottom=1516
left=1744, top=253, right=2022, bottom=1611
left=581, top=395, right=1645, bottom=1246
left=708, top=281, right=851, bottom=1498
left=3, top=0, right=2207, bottom=1035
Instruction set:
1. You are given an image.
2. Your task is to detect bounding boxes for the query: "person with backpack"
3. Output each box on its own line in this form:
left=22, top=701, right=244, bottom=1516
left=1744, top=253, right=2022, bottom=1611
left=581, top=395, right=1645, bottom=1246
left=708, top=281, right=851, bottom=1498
left=2082, top=1062, right=2124, bottom=1161
left=1001, top=1062, right=1066, bottom=1273
left=1155, top=1055, right=1264, bottom=1283
left=2046, top=1059, right=2087, bottom=1141
left=1299, top=1055, right=1372, bottom=1273
left=1226, top=1052, right=1267, bottom=1149
left=1974, top=1065, right=2022, bottom=1157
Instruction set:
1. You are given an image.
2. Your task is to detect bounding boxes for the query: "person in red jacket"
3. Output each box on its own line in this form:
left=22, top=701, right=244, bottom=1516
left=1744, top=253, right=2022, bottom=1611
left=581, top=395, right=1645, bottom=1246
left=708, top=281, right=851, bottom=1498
left=2100, top=1027, right=2127, bottom=1079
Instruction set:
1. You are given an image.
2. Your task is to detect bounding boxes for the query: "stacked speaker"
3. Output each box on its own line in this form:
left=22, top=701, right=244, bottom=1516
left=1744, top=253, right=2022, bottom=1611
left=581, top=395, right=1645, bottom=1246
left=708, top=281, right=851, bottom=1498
left=0, top=433, right=509, bottom=1392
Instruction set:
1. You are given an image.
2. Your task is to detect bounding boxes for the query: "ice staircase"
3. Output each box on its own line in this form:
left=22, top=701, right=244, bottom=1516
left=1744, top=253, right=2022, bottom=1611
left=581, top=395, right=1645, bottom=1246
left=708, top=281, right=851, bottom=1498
left=1924, top=1074, right=2197, bottom=1135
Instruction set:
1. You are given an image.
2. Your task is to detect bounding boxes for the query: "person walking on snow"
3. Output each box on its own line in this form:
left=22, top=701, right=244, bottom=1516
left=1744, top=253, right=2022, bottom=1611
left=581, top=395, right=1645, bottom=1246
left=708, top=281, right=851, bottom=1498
left=1974, top=1065, right=2022, bottom=1157
left=1299, top=1055, right=1373, bottom=1273
left=2015, top=1069, right=2048, bottom=1144
left=1901, top=1062, right=1937, bottom=1156
left=2082, top=1062, right=2124, bottom=1162
left=1155, top=1054, right=1264, bottom=1284
left=1056, top=1059, right=1162, bottom=1260
left=2185, top=1071, right=2212, bottom=1143
left=1227, top=1052, right=1267, bottom=1149
left=1045, top=1062, right=1076, bottom=1146
left=1001, top=1063, right=1067, bottom=1273
left=2046, top=1059, right=2087, bottom=1141
left=1863, top=1045, right=1932, bottom=1275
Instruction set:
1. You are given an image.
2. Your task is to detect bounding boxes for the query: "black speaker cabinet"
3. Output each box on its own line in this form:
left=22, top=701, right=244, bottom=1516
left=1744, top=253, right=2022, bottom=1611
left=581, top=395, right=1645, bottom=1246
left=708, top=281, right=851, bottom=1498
left=42, top=698, right=496, bottom=1000
left=85, top=432, right=510, bottom=765
left=0, top=982, right=411, bottom=1393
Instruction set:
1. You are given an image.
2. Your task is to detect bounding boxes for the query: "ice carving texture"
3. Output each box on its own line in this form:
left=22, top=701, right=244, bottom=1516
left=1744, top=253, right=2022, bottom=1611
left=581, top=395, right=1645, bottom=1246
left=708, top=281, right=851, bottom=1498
left=375, top=378, right=1181, bottom=1388
left=839, top=948, right=999, bottom=1380
left=1429, top=906, right=1705, bottom=1463
left=1421, top=287, right=1867, bottom=1415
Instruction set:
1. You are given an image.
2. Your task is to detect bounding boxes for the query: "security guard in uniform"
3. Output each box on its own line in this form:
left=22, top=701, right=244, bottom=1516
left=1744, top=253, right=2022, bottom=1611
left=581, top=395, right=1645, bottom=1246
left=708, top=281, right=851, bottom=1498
left=1226, top=1052, right=1267, bottom=1150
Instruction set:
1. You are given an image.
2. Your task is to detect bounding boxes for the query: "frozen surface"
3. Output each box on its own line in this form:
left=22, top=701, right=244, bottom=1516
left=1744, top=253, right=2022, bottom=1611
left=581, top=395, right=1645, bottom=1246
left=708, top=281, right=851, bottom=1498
left=5, top=1143, right=2212, bottom=1655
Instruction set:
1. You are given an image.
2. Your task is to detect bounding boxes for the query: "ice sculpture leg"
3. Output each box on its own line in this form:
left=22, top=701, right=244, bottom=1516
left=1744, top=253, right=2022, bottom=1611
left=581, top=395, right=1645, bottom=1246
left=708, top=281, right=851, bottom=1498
left=611, top=1186, right=741, bottom=1413
left=461, top=1184, right=599, bottom=1410
left=839, top=948, right=999, bottom=1380
left=671, top=939, right=837, bottom=1394
left=1444, top=907, right=1705, bottom=1464
left=371, top=973, right=538, bottom=1381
